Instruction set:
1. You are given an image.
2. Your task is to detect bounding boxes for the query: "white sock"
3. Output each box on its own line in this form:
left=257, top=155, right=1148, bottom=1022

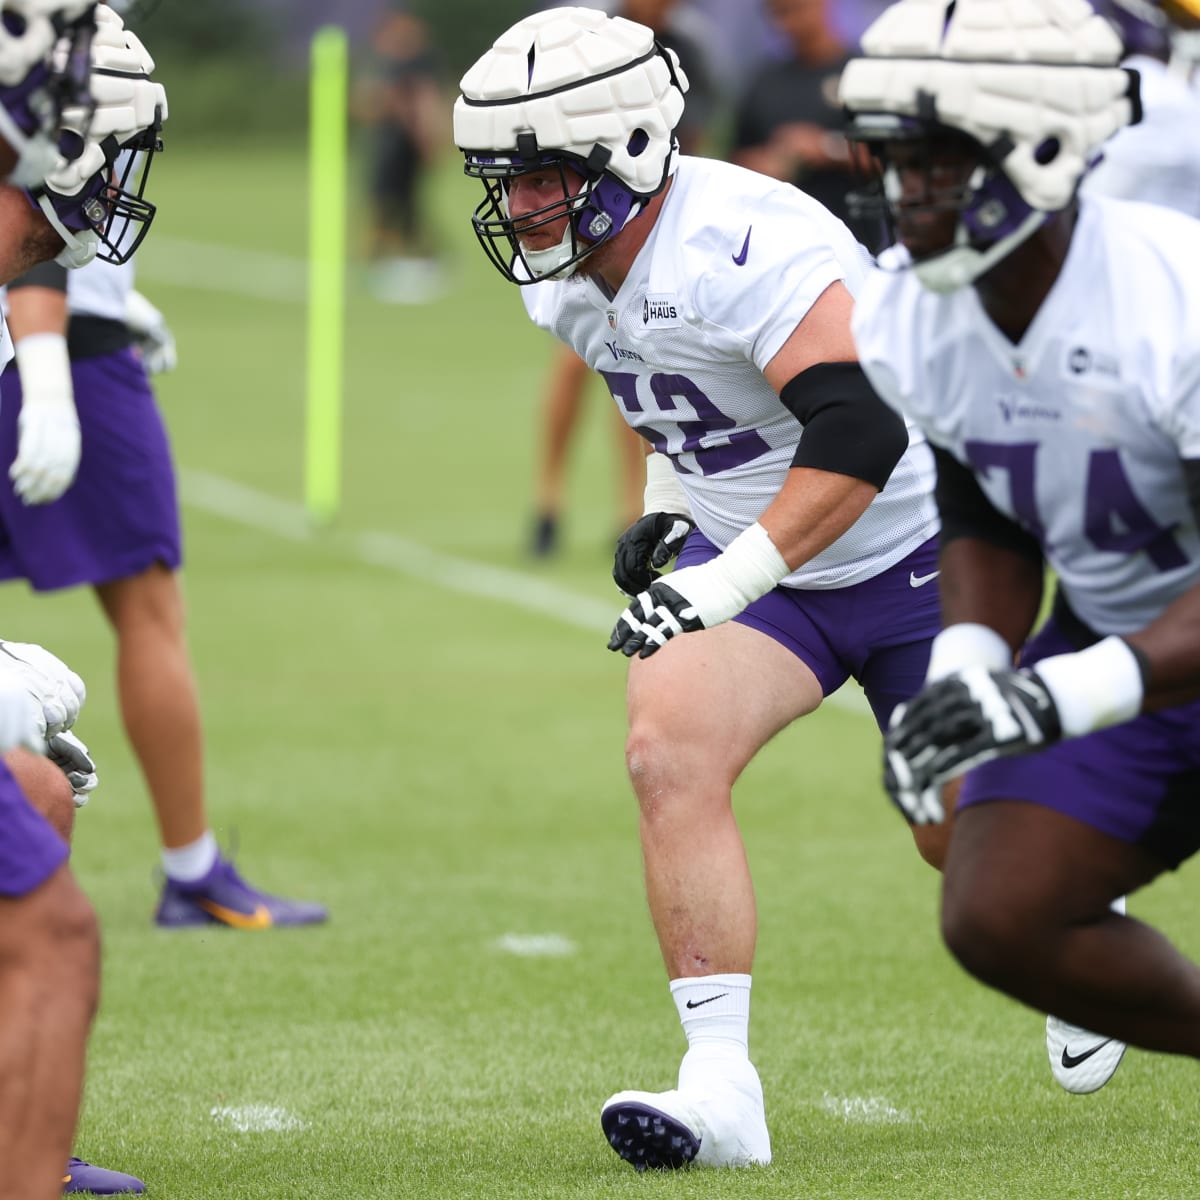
left=670, top=974, right=751, bottom=1061
left=162, top=831, right=219, bottom=883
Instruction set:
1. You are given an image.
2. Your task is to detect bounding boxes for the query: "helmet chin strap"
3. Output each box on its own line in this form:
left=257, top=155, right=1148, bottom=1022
left=913, top=207, right=1047, bottom=293
left=521, top=190, right=653, bottom=281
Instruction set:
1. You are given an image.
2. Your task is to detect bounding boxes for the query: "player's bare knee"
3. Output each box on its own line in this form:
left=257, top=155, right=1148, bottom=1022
left=4, top=748, right=75, bottom=842
left=45, top=874, right=101, bottom=1014
left=941, top=889, right=1029, bottom=988
left=625, top=728, right=671, bottom=812
left=0, top=870, right=99, bottom=1010
left=625, top=722, right=724, bottom=818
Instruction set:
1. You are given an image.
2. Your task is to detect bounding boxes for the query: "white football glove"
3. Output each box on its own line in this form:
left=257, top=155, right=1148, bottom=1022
left=0, top=638, right=86, bottom=738
left=11, top=333, right=80, bottom=504
left=46, top=729, right=98, bottom=807
left=124, top=288, right=176, bottom=374
left=0, top=673, right=46, bottom=754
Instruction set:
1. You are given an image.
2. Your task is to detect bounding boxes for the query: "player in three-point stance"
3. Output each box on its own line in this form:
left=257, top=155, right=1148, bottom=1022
left=844, top=0, right=1200, bottom=1087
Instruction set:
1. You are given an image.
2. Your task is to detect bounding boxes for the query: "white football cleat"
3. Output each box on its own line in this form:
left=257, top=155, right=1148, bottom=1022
left=1046, top=895, right=1129, bottom=1095
left=1046, top=1015, right=1128, bottom=1094
left=600, top=1058, right=771, bottom=1170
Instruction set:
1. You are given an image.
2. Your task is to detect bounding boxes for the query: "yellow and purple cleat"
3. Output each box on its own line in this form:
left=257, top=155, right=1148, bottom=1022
left=63, top=1157, right=144, bottom=1195
left=154, top=855, right=327, bottom=929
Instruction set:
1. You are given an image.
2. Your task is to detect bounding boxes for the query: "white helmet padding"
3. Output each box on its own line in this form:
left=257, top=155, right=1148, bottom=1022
left=0, top=0, right=92, bottom=87
left=840, top=0, right=1141, bottom=289
left=454, top=6, right=688, bottom=283
left=0, top=0, right=96, bottom=187
left=455, top=6, right=686, bottom=197
left=841, top=0, right=1137, bottom=214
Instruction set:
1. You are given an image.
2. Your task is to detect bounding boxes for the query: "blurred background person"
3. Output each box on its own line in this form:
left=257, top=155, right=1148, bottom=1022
left=353, top=5, right=447, bottom=304
left=729, top=0, right=860, bottom=225
left=525, top=0, right=723, bottom=559
left=0, top=254, right=330, bottom=931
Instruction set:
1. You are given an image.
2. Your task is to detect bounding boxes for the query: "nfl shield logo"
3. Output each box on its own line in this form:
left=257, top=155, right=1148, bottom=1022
left=607, top=309, right=617, bottom=330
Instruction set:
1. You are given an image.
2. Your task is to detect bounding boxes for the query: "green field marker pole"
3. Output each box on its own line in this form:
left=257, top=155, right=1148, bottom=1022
left=305, top=25, right=348, bottom=524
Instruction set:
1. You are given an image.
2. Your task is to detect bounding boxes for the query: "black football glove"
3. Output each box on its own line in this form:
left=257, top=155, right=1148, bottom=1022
left=607, top=580, right=705, bottom=659
left=613, top=512, right=696, bottom=596
left=883, top=665, right=1063, bottom=824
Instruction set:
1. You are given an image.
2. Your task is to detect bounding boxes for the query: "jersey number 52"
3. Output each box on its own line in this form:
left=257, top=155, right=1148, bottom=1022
left=601, top=369, right=771, bottom=477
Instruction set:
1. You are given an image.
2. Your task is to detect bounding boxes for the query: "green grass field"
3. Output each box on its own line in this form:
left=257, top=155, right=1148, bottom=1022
left=10, top=142, right=1199, bottom=1199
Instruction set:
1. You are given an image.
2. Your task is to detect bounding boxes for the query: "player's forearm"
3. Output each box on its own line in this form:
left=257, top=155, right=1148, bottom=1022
left=938, top=536, right=1043, bottom=653
left=756, top=466, right=877, bottom=571
left=0, top=187, right=63, bottom=286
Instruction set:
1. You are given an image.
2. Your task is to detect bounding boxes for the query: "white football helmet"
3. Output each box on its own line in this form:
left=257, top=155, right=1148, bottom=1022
left=0, top=0, right=97, bottom=187
left=840, top=0, right=1141, bottom=292
left=33, top=2, right=166, bottom=267
left=453, top=6, right=687, bottom=283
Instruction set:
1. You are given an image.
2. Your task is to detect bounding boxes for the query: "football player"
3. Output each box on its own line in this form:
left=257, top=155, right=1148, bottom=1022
left=844, top=0, right=1200, bottom=1094
left=455, top=5, right=946, bottom=1171
left=0, top=3, right=168, bottom=1195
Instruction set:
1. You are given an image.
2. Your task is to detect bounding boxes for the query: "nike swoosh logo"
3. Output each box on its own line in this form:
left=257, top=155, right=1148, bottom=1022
left=731, top=226, right=752, bottom=266
left=196, top=898, right=273, bottom=929
left=909, top=570, right=940, bottom=588
left=685, top=992, right=729, bottom=1009
left=1061, top=1040, right=1113, bottom=1069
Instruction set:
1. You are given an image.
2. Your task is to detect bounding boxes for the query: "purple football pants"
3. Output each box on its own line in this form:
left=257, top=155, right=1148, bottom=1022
left=0, top=348, right=181, bottom=590
left=677, top=532, right=942, bottom=731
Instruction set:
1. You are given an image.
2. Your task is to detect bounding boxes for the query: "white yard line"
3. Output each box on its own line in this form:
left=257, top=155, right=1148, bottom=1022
left=494, top=933, right=578, bottom=957
left=210, top=1104, right=309, bottom=1133
left=178, top=467, right=872, bottom=717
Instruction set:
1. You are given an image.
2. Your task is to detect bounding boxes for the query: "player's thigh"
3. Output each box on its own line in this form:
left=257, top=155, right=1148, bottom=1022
left=626, top=619, right=823, bottom=779
left=945, top=800, right=1165, bottom=929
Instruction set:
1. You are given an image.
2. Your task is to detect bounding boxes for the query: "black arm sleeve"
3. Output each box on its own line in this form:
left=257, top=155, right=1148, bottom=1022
left=1185, top=458, right=1200, bottom=528
left=933, top=444, right=1043, bottom=563
left=8, top=260, right=68, bottom=292
left=778, top=361, right=910, bottom=490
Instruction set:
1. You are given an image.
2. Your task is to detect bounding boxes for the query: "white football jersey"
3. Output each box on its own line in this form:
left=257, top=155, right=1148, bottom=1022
left=523, top=155, right=938, bottom=588
left=853, top=195, right=1200, bottom=635
left=1083, top=55, right=1200, bottom=218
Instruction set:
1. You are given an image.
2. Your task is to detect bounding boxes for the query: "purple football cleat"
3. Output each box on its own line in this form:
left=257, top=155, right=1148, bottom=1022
left=154, top=855, right=328, bottom=930
left=63, top=1158, right=145, bottom=1195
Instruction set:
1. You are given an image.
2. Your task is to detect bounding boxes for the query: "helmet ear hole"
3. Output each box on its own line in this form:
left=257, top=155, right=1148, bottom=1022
left=1034, top=136, right=1061, bottom=165
left=1, top=9, right=26, bottom=36
left=627, top=128, right=649, bottom=157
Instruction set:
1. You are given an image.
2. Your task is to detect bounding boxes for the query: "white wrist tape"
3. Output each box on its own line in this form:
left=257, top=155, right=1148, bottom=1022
left=1033, top=636, right=1145, bottom=738
left=699, top=522, right=790, bottom=619
left=643, top=451, right=692, bottom=517
left=14, top=334, right=73, bottom=410
left=926, top=622, right=1012, bottom=683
